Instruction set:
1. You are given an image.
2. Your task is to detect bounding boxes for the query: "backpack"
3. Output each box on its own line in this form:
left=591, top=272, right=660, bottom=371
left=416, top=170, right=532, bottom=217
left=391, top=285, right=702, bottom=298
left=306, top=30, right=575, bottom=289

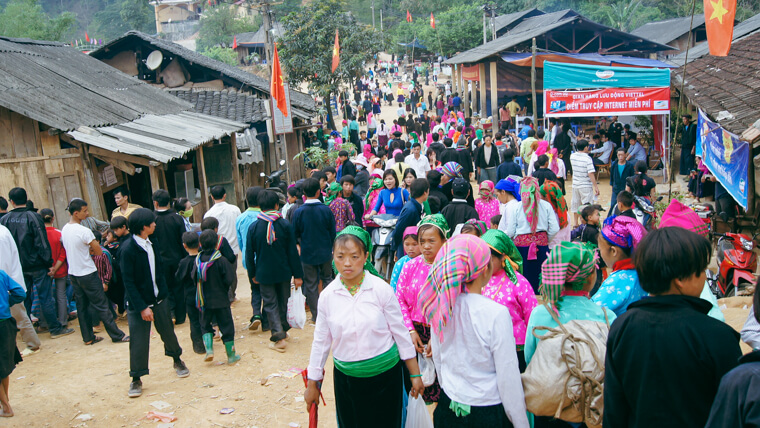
left=521, top=303, right=610, bottom=428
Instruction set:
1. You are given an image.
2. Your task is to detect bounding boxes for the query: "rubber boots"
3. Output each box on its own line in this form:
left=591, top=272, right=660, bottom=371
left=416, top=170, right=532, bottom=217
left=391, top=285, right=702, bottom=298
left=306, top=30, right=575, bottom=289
left=225, top=341, right=241, bottom=364
left=203, top=333, right=214, bottom=361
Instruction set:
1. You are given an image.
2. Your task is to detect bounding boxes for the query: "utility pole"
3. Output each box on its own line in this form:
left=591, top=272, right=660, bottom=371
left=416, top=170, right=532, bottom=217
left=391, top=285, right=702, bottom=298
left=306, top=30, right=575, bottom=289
left=380, top=8, right=383, bottom=32
left=531, top=37, right=537, bottom=125
left=490, top=5, right=496, bottom=41
left=371, top=0, right=375, bottom=28
left=483, top=7, right=487, bottom=44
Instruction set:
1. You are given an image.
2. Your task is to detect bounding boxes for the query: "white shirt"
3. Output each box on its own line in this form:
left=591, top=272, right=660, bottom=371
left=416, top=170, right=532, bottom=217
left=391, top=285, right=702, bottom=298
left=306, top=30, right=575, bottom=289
left=570, top=152, right=596, bottom=189
left=431, top=294, right=530, bottom=427
left=590, top=140, right=613, bottom=163
left=497, top=200, right=520, bottom=234
left=404, top=154, right=431, bottom=178
left=378, top=123, right=389, bottom=136
left=0, top=225, right=25, bottom=290
left=204, top=201, right=242, bottom=254
left=308, top=273, right=416, bottom=381
left=133, top=235, right=159, bottom=298
left=60, top=222, right=97, bottom=277
left=397, top=107, right=406, bottom=117
left=506, top=199, right=560, bottom=240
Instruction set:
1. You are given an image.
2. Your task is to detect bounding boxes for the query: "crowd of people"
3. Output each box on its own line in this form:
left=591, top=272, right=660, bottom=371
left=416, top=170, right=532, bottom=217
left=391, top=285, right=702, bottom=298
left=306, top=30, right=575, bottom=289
left=0, top=72, right=757, bottom=427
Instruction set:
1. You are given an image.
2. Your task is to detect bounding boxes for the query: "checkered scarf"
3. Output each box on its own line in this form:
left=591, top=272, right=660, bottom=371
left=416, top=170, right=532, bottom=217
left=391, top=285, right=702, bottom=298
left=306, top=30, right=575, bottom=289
left=521, top=176, right=540, bottom=233
left=420, top=234, right=491, bottom=341
left=540, top=241, right=597, bottom=306
left=540, top=180, right=568, bottom=229
left=464, top=219, right=488, bottom=236
left=441, top=162, right=463, bottom=179
left=258, top=210, right=282, bottom=245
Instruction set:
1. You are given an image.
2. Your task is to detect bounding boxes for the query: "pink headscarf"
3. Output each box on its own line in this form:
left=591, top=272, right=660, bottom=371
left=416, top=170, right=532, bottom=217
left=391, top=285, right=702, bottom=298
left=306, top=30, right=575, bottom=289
left=447, top=128, right=456, bottom=139
left=363, top=144, right=373, bottom=160
left=392, top=149, right=403, bottom=158
left=549, top=148, right=560, bottom=175
left=536, top=140, right=549, bottom=157
left=601, top=215, right=647, bottom=250
left=479, top=180, right=495, bottom=201
left=659, top=199, right=710, bottom=237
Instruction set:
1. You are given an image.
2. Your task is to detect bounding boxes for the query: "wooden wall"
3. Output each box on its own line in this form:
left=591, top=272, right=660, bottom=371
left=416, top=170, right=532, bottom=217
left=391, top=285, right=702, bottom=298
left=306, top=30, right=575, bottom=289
left=0, top=106, right=93, bottom=229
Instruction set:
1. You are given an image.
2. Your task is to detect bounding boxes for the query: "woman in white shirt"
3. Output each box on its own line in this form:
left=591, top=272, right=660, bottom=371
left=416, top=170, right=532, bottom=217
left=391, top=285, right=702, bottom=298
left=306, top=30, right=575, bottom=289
left=505, top=177, right=560, bottom=293
left=304, top=226, right=423, bottom=428
left=420, top=234, right=529, bottom=427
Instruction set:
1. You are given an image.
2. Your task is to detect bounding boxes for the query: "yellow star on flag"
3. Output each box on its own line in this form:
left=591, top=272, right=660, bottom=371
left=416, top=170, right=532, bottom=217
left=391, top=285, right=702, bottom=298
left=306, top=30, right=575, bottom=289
left=710, top=0, right=728, bottom=24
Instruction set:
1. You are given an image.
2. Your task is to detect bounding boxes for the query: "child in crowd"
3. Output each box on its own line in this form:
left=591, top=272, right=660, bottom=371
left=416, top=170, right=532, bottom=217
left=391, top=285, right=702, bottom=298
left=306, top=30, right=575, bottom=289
left=389, top=227, right=420, bottom=291
left=88, top=230, right=115, bottom=334
left=199, top=217, right=237, bottom=267
left=490, top=214, right=502, bottom=229
left=176, top=232, right=204, bottom=354
left=571, top=204, right=603, bottom=244
left=106, top=216, right=130, bottom=316
left=616, top=191, right=636, bottom=219
left=193, top=230, right=240, bottom=364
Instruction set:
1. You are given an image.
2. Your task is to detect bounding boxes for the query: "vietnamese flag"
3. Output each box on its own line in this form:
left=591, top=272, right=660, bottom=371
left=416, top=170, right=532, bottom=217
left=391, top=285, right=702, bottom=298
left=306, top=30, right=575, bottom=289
left=430, top=12, right=435, bottom=29
left=331, top=29, right=340, bottom=73
left=232, top=36, right=238, bottom=49
left=271, top=43, right=288, bottom=117
left=85, top=32, right=90, bottom=43
left=406, top=10, right=412, bottom=23
left=704, top=0, right=737, bottom=56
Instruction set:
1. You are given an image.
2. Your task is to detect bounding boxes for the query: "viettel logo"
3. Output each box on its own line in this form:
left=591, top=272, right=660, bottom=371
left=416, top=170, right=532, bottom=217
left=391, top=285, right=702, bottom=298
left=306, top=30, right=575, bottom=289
left=595, top=70, right=615, bottom=79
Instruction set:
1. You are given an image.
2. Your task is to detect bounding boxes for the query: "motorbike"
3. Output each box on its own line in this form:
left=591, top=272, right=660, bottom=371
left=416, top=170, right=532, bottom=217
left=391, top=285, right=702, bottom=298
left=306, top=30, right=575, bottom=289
left=632, top=195, right=662, bottom=231
left=260, top=159, right=288, bottom=206
left=690, top=203, right=715, bottom=238
left=370, top=214, right=398, bottom=281
left=707, top=232, right=759, bottom=298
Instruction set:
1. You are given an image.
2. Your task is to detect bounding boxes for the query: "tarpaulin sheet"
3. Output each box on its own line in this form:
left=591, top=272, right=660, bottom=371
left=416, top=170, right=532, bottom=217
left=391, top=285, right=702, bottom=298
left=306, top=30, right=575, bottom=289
left=543, top=61, right=671, bottom=90
left=501, top=52, right=676, bottom=69
left=697, top=109, right=749, bottom=209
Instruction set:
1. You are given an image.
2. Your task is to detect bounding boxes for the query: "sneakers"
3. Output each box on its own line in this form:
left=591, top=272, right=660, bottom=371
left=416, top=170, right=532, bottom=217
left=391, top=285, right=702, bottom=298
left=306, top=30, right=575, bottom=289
left=50, top=328, right=75, bottom=339
left=20, top=347, right=40, bottom=357
left=174, top=360, right=190, bottom=378
left=128, top=380, right=142, bottom=398
left=247, top=316, right=261, bottom=331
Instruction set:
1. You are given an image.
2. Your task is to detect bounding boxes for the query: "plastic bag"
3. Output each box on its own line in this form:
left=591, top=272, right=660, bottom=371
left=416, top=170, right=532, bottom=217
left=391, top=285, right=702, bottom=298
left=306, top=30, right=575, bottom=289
left=287, top=286, right=306, bottom=329
left=418, top=353, right=436, bottom=387
left=405, top=394, right=433, bottom=428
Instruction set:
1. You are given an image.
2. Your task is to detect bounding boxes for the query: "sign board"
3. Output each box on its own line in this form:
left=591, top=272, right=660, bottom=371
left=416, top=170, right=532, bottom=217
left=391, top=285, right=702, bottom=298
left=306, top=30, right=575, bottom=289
left=544, top=87, right=670, bottom=117
left=272, top=82, right=293, bottom=135
left=543, top=61, right=671, bottom=90
left=697, top=109, right=749, bottom=209
left=461, top=65, right=480, bottom=81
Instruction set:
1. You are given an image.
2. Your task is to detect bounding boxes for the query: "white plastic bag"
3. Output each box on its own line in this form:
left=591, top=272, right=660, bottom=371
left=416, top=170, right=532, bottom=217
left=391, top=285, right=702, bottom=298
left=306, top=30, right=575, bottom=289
left=286, top=286, right=306, bottom=329
left=405, top=393, right=433, bottom=428
left=417, top=353, right=436, bottom=387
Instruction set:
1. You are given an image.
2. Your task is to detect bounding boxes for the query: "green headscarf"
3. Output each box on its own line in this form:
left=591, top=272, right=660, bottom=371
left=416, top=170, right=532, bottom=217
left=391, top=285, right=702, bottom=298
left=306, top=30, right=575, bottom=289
left=476, top=129, right=484, bottom=140
left=410, top=132, right=419, bottom=145
left=417, top=214, right=450, bottom=239
left=325, top=182, right=342, bottom=205
left=540, top=241, right=597, bottom=306
left=333, top=225, right=381, bottom=278
left=481, top=229, right=522, bottom=284
left=365, top=177, right=384, bottom=210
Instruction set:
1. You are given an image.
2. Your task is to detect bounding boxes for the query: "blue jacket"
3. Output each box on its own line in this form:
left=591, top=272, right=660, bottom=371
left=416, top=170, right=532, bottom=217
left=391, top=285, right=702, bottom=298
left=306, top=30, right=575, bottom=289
left=392, top=198, right=422, bottom=259
left=291, top=201, right=336, bottom=265
left=0, top=269, right=25, bottom=319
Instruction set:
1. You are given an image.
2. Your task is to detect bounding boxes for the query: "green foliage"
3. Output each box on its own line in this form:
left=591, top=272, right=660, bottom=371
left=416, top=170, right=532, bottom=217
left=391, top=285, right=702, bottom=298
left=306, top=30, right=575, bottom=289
left=89, top=0, right=154, bottom=42
left=391, top=4, right=482, bottom=57
left=197, top=5, right=260, bottom=52
left=0, top=0, right=75, bottom=41
left=294, top=143, right=355, bottom=170
left=200, top=46, right=238, bottom=66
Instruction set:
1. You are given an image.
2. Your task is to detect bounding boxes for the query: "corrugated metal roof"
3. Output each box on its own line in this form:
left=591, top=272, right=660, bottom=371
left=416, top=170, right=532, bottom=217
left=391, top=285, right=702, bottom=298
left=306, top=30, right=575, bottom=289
left=90, top=31, right=316, bottom=114
left=668, top=12, right=760, bottom=66
left=494, top=8, right=543, bottom=33
left=68, top=112, right=247, bottom=163
left=0, top=36, right=192, bottom=131
left=631, top=15, right=706, bottom=46
left=236, top=23, right=284, bottom=47
left=444, top=9, right=674, bottom=65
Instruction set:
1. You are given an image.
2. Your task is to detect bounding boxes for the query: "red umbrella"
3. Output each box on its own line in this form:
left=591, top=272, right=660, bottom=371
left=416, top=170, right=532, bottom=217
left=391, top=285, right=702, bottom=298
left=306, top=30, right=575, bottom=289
left=301, top=369, right=326, bottom=428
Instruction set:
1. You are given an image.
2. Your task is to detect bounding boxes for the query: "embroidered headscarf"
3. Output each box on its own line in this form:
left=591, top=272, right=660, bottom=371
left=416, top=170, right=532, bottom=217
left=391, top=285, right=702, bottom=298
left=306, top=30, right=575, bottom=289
left=333, top=225, right=381, bottom=278
left=463, top=219, right=488, bottom=236
left=403, top=226, right=419, bottom=239
left=325, top=182, right=342, bottom=205
left=478, top=180, right=495, bottom=201
left=540, top=180, right=568, bottom=229
left=441, top=162, right=463, bottom=179
left=420, top=234, right=492, bottom=340
left=520, top=176, right=540, bottom=233
left=364, top=177, right=384, bottom=210
left=481, top=229, right=521, bottom=283
left=601, top=215, right=648, bottom=250
left=659, top=199, right=709, bottom=237
left=549, top=148, right=561, bottom=175
left=418, top=214, right=451, bottom=239
left=363, top=144, right=373, bottom=160
left=540, top=242, right=597, bottom=306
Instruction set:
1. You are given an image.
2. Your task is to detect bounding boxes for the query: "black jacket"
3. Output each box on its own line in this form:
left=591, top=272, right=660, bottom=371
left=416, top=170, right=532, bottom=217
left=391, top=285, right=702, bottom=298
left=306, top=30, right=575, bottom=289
left=705, top=350, right=760, bottom=428
left=354, top=169, right=370, bottom=197
left=291, top=202, right=336, bottom=265
left=680, top=122, right=698, bottom=151
left=119, top=235, right=169, bottom=312
left=474, top=144, right=500, bottom=169
left=610, top=161, right=636, bottom=194
left=342, top=192, right=364, bottom=223
left=246, top=217, right=304, bottom=284
left=429, top=188, right=449, bottom=212
left=191, top=250, right=236, bottom=309
left=440, top=147, right=460, bottom=165
left=176, top=254, right=197, bottom=306
left=441, top=200, right=478, bottom=231
left=457, top=149, right=474, bottom=177
left=151, top=209, right=187, bottom=267
left=497, top=161, right=523, bottom=180
left=341, top=159, right=357, bottom=179
left=0, top=207, right=52, bottom=271
left=532, top=168, right=558, bottom=188
left=604, top=295, right=741, bottom=428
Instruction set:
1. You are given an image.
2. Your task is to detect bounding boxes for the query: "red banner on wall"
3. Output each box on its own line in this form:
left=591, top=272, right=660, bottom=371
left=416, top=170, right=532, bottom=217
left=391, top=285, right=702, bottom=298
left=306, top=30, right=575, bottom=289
left=461, top=65, right=480, bottom=81
left=545, top=87, right=670, bottom=117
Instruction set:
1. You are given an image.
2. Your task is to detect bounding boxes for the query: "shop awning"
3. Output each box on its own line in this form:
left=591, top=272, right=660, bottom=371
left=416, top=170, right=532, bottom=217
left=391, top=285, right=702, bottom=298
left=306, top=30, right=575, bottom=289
left=500, top=52, right=676, bottom=68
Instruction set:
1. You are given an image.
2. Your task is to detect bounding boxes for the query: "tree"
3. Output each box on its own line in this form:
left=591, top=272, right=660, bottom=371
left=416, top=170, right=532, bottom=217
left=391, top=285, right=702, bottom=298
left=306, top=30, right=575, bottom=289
left=200, top=46, right=237, bottom=66
left=0, top=0, right=75, bottom=41
left=197, top=4, right=259, bottom=52
left=90, top=0, right=154, bottom=42
left=278, top=0, right=386, bottom=129
left=391, top=4, right=481, bottom=57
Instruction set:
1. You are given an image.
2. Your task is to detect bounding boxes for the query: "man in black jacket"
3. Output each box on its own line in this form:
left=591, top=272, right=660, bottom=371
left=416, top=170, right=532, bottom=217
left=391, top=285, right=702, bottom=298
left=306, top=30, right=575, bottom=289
left=151, top=190, right=188, bottom=324
left=0, top=187, right=74, bottom=338
left=338, top=150, right=356, bottom=180
left=120, top=208, right=189, bottom=398
left=679, top=114, right=697, bottom=176
left=440, top=178, right=478, bottom=231
left=426, top=170, right=449, bottom=213
left=439, top=137, right=460, bottom=166
left=609, top=148, right=636, bottom=214
left=246, top=190, right=304, bottom=352
left=339, top=175, right=364, bottom=221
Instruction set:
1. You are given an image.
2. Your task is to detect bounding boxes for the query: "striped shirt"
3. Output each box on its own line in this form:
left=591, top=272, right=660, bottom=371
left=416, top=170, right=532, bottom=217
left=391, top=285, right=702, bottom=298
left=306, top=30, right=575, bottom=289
left=570, top=152, right=596, bottom=189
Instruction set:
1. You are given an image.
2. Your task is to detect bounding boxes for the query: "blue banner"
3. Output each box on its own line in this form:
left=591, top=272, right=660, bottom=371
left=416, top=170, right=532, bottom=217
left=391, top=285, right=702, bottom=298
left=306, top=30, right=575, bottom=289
left=697, top=109, right=749, bottom=209
left=543, top=61, right=671, bottom=90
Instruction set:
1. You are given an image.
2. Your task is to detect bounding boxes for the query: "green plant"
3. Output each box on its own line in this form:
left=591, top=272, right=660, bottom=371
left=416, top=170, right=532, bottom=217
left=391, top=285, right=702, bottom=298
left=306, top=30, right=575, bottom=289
left=200, top=46, right=238, bottom=66
left=293, top=142, right=357, bottom=171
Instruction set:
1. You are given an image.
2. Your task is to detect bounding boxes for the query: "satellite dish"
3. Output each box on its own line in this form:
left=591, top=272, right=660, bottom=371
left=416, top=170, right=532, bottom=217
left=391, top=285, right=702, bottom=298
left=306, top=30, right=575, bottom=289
left=146, top=50, right=163, bottom=70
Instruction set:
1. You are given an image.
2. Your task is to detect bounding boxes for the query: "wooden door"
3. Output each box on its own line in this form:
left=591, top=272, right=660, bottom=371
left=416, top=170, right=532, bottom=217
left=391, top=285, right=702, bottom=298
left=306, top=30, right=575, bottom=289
left=203, top=143, right=237, bottom=206
left=47, top=171, right=84, bottom=229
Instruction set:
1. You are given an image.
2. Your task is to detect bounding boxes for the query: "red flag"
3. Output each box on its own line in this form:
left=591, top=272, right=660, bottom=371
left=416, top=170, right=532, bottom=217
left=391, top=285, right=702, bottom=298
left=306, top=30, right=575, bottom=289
left=704, top=0, right=737, bottom=56
left=271, top=43, right=288, bottom=117
left=331, top=29, right=340, bottom=73
left=85, top=32, right=90, bottom=43
left=406, top=10, right=412, bottom=23
left=232, top=36, right=238, bottom=49
left=430, top=12, right=435, bottom=29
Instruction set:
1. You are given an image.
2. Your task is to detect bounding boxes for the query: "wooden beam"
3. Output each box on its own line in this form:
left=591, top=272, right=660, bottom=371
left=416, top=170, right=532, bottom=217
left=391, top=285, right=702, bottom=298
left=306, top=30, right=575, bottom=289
left=479, top=63, right=487, bottom=117
left=547, top=35, right=572, bottom=53
left=489, top=61, right=498, bottom=124
left=576, top=32, right=600, bottom=53
left=87, top=151, right=108, bottom=223
left=230, top=134, right=243, bottom=209
left=600, top=40, right=627, bottom=54
left=0, top=153, right=79, bottom=164
left=148, top=165, right=161, bottom=193
left=79, top=144, right=105, bottom=220
left=92, top=154, right=136, bottom=175
left=87, top=145, right=153, bottom=166
left=197, top=145, right=210, bottom=214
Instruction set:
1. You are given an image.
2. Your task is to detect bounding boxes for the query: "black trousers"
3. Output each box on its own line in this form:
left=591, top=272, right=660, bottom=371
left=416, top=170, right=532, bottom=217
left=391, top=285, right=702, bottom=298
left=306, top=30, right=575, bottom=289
left=163, top=262, right=186, bottom=324
left=200, top=307, right=235, bottom=343
left=127, top=299, right=182, bottom=378
left=186, top=302, right=203, bottom=349
left=434, top=389, right=514, bottom=428
left=302, top=261, right=333, bottom=322
left=105, top=277, right=125, bottom=314
left=248, top=276, right=269, bottom=328
left=260, top=281, right=291, bottom=342
left=70, top=272, right=125, bottom=343
left=334, top=360, right=404, bottom=428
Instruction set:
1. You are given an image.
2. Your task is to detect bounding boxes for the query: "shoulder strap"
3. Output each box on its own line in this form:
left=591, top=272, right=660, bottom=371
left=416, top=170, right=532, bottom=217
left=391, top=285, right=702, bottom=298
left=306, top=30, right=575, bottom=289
left=602, top=307, right=610, bottom=328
